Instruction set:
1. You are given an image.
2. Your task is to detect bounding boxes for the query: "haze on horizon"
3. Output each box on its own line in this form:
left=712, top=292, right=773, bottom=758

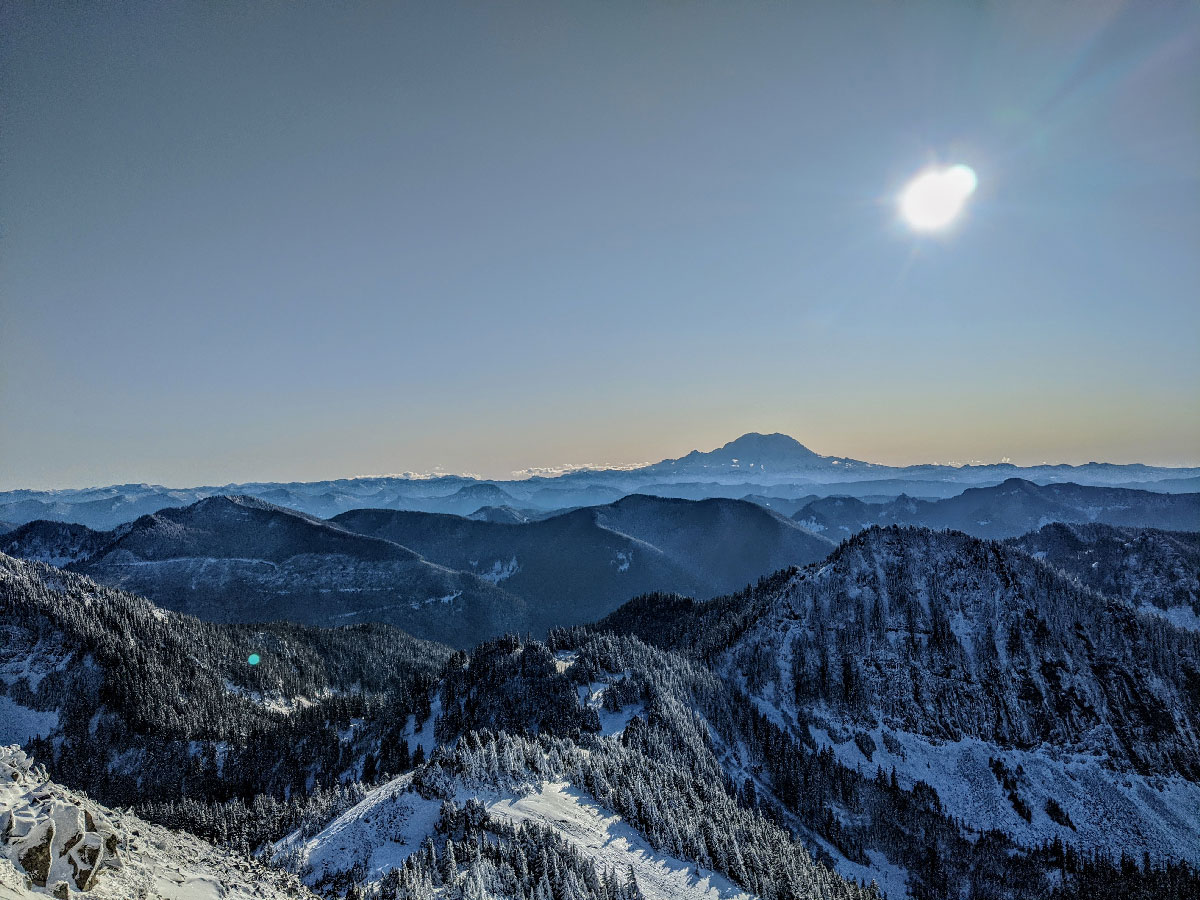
left=2, top=1, right=1198, bottom=492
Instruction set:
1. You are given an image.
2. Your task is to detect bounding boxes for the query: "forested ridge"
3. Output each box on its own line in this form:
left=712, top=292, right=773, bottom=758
left=0, top=552, right=448, bottom=853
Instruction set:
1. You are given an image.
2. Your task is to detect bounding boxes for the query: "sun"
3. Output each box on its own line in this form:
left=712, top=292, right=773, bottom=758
left=898, top=164, right=978, bottom=232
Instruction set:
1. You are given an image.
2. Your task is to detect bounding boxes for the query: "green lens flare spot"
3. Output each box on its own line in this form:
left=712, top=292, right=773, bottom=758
left=247, top=653, right=260, bottom=666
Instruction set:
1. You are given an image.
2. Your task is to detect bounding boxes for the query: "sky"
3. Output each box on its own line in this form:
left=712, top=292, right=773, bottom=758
left=2, top=0, right=1198, bottom=490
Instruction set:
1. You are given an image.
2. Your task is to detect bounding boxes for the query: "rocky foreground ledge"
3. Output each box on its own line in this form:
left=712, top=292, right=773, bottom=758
left=0, top=746, right=313, bottom=899
left=0, top=747, right=118, bottom=896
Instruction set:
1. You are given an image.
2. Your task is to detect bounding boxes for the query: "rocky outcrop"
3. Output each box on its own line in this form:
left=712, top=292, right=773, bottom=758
left=0, top=743, right=319, bottom=899
left=0, top=747, right=120, bottom=894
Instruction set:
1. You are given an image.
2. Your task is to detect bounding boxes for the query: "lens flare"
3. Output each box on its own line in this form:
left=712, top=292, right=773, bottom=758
left=247, top=653, right=260, bottom=665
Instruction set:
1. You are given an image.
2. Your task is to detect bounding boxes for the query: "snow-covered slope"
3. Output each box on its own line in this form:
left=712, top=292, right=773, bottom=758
left=804, top=723, right=1200, bottom=864
left=0, top=552, right=449, bottom=851
left=277, top=771, right=754, bottom=900
left=489, top=782, right=753, bottom=900
left=598, top=526, right=1200, bottom=896
left=273, top=638, right=878, bottom=900
left=1007, top=522, right=1200, bottom=628
left=713, top=528, right=1200, bottom=861
left=0, top=746, right=315, bottom=900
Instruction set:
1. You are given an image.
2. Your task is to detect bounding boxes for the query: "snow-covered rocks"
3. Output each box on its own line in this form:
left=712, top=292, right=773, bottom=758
left=0, top=746, right=317, bottom=900
left=0, top=747, right=119, bottom=895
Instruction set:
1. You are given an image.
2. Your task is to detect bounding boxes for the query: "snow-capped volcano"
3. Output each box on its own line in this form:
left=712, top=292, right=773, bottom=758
left=641, top=432, right=869, bottom=477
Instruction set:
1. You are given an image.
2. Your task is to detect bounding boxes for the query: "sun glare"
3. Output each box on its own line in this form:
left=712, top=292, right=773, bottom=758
left=898, top=164, right=978, bottom=232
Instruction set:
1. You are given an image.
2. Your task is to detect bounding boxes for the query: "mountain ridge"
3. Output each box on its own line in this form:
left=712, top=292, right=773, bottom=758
left=4, top=532, right=1198, bottom=898
left=27, top=495, right=532, bottom=647
left=596, top=525, right=1200, bottom=869
left=332, top=493, right=835, bottom=631
left=1, top=492, right=835, bottom=645
left=4, top=433, right=1198, bottom=529
left=793, top=477, right=1200, bottom=539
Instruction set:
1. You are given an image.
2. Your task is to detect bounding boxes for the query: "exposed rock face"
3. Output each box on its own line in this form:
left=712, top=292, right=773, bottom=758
left=0, top=747, right=120, bottom=892
left=0, top=740, right=319, bottom=899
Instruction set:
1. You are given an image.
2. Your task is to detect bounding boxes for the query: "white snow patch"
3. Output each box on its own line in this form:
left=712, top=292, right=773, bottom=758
left=577, top=678, right=642, bottom=737
left=809, top=725, right=1200, bottom=866
left=405, top=696, right=442, bottom=757
left=0, top=698, right=57, bottom=745
left=222, top=680, right=331, bottom=715
left=277, top=770, right=752, bottom=900
left=476, top=556, right=520, bottom=584
left=0, top=647, right=73, bottom=691
left=1138, top=603, right=1200, bottom=632
left=274, top=774, right=439, bottom=885
left=489, top=782, right=754, bottom=900
left=410, top=591, right=462, bottom=610
left=833, top=849, right=908, bottom=900
left=0, top=746, right=313, bottom=900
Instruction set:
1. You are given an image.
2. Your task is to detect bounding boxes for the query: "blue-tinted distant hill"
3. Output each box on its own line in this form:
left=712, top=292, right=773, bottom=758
left=792, top=478, right=1200, bottom=539
left=1007, top=521, right=1200, bottom=627
left=3, top=496, right=527, bottom=647
left=1, top=493, right=834, bottom=643
left=334, top=494, right=835, bottom=627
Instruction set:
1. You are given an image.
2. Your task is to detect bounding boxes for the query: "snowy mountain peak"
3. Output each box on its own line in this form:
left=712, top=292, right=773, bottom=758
left=688, top=432, right=823, bottom=465
left=718, top=432, right=820, bottom=457
left=644, top=432, right=869, bottom=476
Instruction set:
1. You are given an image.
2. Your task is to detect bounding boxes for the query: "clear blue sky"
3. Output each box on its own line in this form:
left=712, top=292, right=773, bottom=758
left=2, top=1, right=1197, bottom=489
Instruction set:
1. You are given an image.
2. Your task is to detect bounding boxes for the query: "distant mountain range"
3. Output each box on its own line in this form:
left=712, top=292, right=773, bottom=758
left=3, top=475, right=1194, bottom=650
left=3, top=477, right=1195, bottom=647
left=2, top=496, right=526, bottom=647
left=2, top=432, right=1197, bottom=530
left=1, top=492, right=834, bottom=646
left=793, top=477, right=1200, bottom=539
left=334, top=494, right=834, bottom=627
